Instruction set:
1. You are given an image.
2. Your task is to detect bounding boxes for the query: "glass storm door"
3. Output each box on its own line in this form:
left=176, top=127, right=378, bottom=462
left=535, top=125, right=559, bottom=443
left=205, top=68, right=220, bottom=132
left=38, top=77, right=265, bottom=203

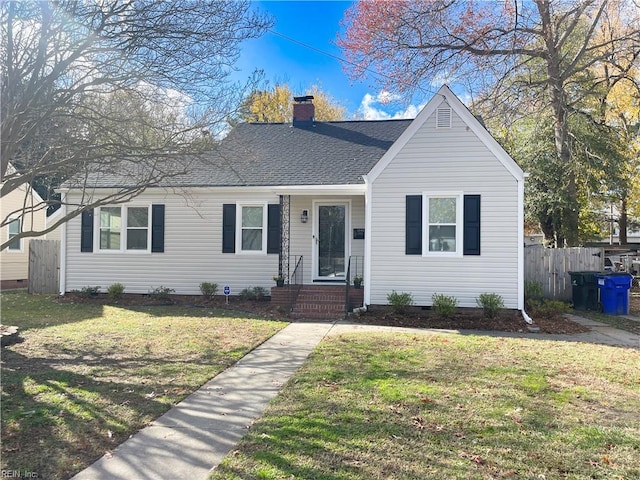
left=316, top=204, right=347, bottom=279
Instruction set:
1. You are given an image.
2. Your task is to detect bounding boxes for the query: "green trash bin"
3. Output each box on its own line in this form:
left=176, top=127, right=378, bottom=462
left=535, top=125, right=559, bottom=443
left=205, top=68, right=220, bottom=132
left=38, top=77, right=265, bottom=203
left=568, top=271, right=599, bottom=310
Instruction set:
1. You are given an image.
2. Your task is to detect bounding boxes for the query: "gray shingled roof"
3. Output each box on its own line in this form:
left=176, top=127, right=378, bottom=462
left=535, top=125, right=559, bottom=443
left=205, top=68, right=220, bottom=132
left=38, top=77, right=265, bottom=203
left=71, top=119, right=413, bottom=188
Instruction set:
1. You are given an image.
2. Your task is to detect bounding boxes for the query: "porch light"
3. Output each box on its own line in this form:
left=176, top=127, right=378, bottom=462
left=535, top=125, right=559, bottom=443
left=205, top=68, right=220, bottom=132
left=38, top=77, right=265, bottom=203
left=301, top=210, right=309, bottom=223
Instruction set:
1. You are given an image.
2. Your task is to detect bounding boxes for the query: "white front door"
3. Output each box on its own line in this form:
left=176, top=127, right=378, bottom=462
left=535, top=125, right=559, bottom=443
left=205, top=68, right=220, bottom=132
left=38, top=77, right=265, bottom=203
left=313, top=202, right=349, bottom=280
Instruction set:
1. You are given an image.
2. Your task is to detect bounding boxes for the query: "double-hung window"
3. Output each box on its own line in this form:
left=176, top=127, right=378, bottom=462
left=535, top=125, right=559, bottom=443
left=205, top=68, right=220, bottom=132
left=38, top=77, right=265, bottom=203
left=100, top=207, right=121, bottom=250
left=425, top=194, right=462, bottom=255
left=238, top=204, right=267, bottom=253
left=126, top=207, right=149, bottom=250
left=98, top=206, right=150, bottom=252
left=7, top=218, right=21, bottom=251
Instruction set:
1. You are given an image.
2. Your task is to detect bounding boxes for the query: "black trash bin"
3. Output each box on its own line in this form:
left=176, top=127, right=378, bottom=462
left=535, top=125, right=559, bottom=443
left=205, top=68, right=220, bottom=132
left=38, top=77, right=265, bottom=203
left=568, top=271, right=599, bottom=310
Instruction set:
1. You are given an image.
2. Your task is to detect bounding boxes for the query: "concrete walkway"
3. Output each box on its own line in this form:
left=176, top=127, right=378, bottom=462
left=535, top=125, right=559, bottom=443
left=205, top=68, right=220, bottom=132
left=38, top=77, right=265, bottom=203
left=71, top=322, right=334, bottom=480
left=71, top=315, right=639, bottom=480
left=563, top=313, right=640, bottom=348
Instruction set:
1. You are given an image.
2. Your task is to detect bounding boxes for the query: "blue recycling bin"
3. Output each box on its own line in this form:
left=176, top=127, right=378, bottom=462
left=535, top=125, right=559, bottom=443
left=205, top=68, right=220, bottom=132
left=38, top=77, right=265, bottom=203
left=595, top=273, right=634, bottom=315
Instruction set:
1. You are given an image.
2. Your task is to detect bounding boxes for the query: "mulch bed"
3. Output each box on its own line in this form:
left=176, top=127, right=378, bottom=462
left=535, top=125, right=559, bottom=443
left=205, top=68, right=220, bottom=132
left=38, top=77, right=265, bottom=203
left=352, top=307, right=590, bottom=335
left=54, top=293, right=286, bottom=319
left=54, top=293, right=590, bottom=335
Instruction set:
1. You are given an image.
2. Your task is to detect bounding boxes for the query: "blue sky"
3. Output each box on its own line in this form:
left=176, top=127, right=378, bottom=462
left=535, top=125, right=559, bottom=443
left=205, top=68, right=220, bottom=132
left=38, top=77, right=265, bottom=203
left=233, top=0, right=435, bottom=119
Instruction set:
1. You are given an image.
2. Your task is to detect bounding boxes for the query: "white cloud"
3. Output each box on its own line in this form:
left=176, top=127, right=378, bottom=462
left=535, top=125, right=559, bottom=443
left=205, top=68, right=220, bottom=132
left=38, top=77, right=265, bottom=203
left=357, top=91, right=426, bottom=120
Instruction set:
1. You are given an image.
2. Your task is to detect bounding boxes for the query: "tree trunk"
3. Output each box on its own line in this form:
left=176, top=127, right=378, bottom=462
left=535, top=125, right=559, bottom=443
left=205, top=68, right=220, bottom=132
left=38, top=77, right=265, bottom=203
left=619, top=197, right=628, bottom=245
left=538, top=0, right=579, bottom=246
left=539, top=213, right=556, bottom=247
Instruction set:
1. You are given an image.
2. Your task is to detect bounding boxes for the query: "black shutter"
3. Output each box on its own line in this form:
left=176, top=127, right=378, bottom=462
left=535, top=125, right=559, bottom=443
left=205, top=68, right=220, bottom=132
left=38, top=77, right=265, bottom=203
left=405, top=195, right=422, bottom=255
left=222, top=204, right=236, bottom=253
left=267, top=204, right=281, bottom=254
left=463, top=195, right=481, bottom=255
left=151, top=204, right=165, bottom=253
left=80, top=209, right=94, bottom=252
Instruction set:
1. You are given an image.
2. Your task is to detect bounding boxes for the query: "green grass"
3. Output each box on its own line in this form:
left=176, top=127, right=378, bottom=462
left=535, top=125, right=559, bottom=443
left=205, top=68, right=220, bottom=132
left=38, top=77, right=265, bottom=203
left=575, top=310, right=640, bottom=335
left=211, top=333, right=640, bottom=480
left=1, top=290, right=286, bottom=480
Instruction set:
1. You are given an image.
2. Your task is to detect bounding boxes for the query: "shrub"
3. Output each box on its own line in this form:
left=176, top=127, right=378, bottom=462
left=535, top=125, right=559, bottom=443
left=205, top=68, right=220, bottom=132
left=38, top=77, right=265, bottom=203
left=525, top=281, right=544, bottom=305
left=239, top=286, right=269, bottom=301
left=476, top=293, right=504, bottom=319
left=530, top=299, right=570, bottom=317
left=107, top=283, right=125, bottom=299
left=387, top=290, right=414, bottom=314
left=148, top=286, right=175, bottom=303
left=72, top=286, right=101, bottom=298
left=199, top=282, right=218, bottom=299
left=432, top=293, right=458, bottom=318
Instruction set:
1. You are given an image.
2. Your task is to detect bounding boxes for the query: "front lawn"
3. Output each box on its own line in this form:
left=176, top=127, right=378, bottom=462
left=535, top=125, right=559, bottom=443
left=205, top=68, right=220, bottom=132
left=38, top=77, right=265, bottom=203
left=211, top=332, right=640, bottom=480
left=1, top=290, right=286, bottom=480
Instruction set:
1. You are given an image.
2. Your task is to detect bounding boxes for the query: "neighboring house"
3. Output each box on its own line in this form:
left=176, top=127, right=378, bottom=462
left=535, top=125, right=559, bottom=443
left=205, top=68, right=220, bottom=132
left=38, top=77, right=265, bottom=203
left=45, top=207, right=64, bottom=242
left=0, top=168, right=47, bottom=289
left=59, top=85, right=525, bottom=313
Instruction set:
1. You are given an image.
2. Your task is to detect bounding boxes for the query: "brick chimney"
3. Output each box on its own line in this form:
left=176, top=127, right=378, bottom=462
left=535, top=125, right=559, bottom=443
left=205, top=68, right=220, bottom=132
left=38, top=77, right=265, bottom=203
left=293, top=95, right=314, bottom=127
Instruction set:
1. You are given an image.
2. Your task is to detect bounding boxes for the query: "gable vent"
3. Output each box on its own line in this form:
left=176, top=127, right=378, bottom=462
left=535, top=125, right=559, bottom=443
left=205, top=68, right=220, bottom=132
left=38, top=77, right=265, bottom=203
left=436, top=107, right=452, bottom=128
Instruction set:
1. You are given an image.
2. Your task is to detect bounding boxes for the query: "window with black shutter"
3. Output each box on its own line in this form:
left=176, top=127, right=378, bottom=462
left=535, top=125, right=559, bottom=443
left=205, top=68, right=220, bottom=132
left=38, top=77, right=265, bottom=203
left=463, top=195, right=481, bottom=255
left=405, top=195, right=422, bottom=255
left=80, top=209, right=94, bottom=252
left=222, top=204, right=236, bottom=253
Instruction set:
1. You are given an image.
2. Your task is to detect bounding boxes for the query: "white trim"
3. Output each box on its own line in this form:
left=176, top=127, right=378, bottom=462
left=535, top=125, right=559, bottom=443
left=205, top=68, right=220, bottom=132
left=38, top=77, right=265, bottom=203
left=363, top=178, right=372, bottom=306
left=312, top=200, right=351, bottom=281
left=58, top=184, right=367, bottom=196
left=126, top=206, right=152, bottom=252
left=517, top=178, right=525, bottom=310
left=367, top=85, right=524, bottom=183
left=270, top=185, right=366, bottom=195
left=59, top=196, right=67, bottom=295
left=235, top=202, right=268, bottom=255
left=422, top=192, right=463, bottom=257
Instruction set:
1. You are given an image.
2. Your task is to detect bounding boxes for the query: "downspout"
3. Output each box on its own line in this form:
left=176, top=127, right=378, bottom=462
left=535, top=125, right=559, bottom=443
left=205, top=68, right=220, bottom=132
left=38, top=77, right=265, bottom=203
left=58, top=192, right=67, bottom=295
left=519, top=174, right=532, bottom=324
left=362, top=174, right=372, bottom=309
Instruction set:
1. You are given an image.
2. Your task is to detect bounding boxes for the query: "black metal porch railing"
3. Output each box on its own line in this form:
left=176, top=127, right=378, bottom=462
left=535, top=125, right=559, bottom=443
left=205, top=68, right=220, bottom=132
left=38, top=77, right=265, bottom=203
left=345, top=255, right=364, bottom=315
left=288, top=255, right=303, bottom=312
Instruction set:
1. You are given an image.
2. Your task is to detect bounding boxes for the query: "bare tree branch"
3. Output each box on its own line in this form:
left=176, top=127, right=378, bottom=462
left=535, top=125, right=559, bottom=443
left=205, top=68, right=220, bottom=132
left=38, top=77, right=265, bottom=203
left=1, top=0, right=272, bottom=249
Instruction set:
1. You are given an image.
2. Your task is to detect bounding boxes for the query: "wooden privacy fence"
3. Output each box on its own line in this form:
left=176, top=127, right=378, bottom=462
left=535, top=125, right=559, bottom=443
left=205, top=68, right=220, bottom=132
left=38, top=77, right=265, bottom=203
left=29, top=239, right=60, bottom=294
left=524, top=246, right=604, bottom=301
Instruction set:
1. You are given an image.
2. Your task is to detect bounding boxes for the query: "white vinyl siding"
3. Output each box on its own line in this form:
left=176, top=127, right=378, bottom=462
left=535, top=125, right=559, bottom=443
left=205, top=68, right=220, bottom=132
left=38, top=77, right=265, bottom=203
left=369, top=101, right=520, bottom=308
left=64, top=191, right=279, bottom=294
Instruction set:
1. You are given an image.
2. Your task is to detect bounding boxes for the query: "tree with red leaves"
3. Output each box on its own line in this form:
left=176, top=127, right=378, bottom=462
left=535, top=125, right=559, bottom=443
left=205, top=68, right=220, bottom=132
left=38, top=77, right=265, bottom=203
left=338, top=0, right=640, bottom=247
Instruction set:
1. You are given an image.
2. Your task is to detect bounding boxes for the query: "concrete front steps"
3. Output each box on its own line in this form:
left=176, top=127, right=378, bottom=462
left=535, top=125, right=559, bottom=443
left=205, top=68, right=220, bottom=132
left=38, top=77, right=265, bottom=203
left=271, top=285, right=364, bottom=320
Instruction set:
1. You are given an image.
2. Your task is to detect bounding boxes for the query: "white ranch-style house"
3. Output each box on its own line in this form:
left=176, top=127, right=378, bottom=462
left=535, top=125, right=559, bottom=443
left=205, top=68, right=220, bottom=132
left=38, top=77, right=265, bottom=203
left=58, top=86, right=526, bottom=318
